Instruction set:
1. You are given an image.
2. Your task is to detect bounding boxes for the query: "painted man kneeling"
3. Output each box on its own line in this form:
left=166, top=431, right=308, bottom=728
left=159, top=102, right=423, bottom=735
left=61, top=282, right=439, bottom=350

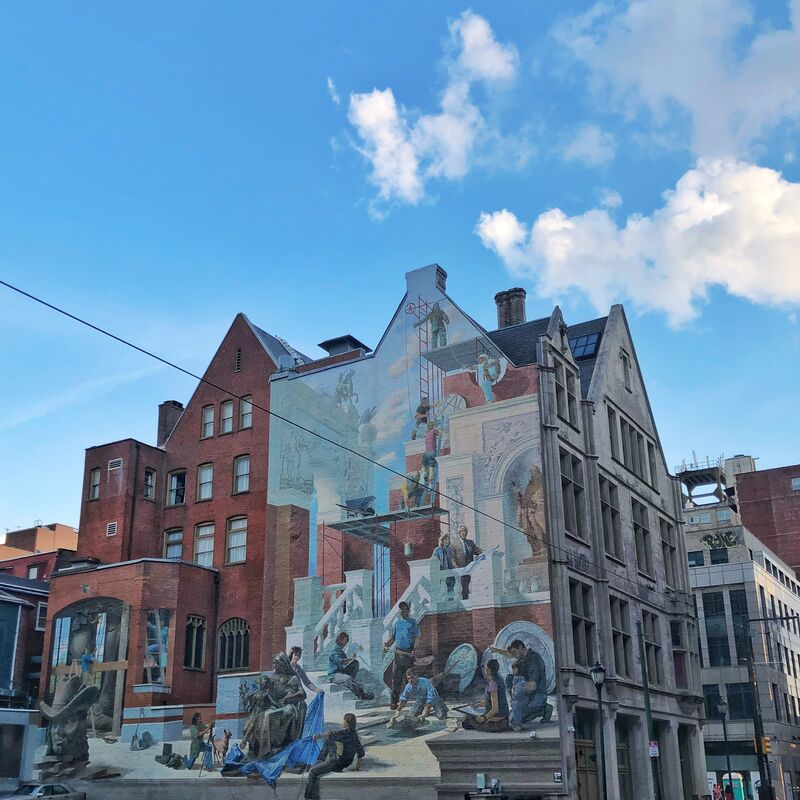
left=394, top=668, right=448, bottom=722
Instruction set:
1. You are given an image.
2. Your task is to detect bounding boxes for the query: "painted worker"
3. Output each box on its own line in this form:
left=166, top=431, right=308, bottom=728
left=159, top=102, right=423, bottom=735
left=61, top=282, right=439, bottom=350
left=452, top=524, right=482, bottom=600
left=327, top=632, right=374, bottom=700
left=384, top=601, right=419, bottom=710
left=489, top=639, right=553, bottom=724
left=305, top=713, right=364, bottom=800
left=395, top=668, right=448, bottom=720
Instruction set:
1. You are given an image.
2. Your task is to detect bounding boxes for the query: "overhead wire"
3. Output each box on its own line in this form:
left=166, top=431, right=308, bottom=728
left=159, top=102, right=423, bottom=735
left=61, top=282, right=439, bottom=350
left=2, top=277, right=697, bottom=615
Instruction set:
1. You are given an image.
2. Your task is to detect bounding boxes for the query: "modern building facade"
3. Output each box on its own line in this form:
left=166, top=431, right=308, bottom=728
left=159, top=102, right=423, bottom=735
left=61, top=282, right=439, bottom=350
left=40, top=264, right=706, bottom=798
left=681, top=457, right=800, bottom=800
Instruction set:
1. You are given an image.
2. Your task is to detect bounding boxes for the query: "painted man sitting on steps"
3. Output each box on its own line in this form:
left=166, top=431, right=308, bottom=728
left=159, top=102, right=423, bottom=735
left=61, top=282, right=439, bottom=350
left=327, top=632, right=374, bottom=701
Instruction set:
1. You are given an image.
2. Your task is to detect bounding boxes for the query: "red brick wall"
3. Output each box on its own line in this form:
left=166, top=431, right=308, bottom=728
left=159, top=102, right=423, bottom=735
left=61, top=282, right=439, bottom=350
left=443, top=364, right=539, bottom=408
left=739, top=465, right=800, bottom=572
left=0, top=551, right=58, bottom=580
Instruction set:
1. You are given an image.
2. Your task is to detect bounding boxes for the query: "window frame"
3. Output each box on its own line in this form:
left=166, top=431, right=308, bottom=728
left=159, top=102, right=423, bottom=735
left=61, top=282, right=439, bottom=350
left=184, top=615, right=207, bottom=671
left=218, top=617, right=250, bottom=671
left=632, top=499, right=654, bottom=577
left=143, top=468, right=156, bottom=500
left=560, top=449, right=587, bottom=541
left=88, top=468, right=101, bottom=500
left=164, top=528, right=183, bottom=560
left=197, top=463, right=214, bottom=501
left=225, top=516, right=248, bottom=565
left=600, top=476, right=623, bottom=561
left=642, top=610, right=663, bottom=685
left=201, top=405, right=215, bottom=439
left=233, top=454, right=250, bottom=494
left=219, top=400, right=234, bottom=434
left=167, top=470, right=187, bottom=506
left=193, top=522, right=215, bottom=567
left=35, top=602, right=48, bottom=631
left=609, top=595, right=632, bottom=677
left=569, top=578, right=595, bottom=667
left=240, top=395, right=253, bottom=429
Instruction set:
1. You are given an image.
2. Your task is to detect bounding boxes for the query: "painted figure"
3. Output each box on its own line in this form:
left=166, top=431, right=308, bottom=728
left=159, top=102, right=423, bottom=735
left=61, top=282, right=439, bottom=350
left=512, top=466, right=547, bottom=558
left=384, top=601, right=419, bottom=709
left=490, top=639, right=553, bottom=725
left=394, top=669, right=448, bottom=720
left=411, top=397, right=430, bottom=440
left=461, top=659, right=509, bottom=733
left=289, top=645, right=321, bottom=694
left=452, top=524, right=482, bottom=600
left=422, top=421, right=440, bottom=487
left=475, top=354, right=501, bottom=402
left=414, top=301, right=449, bottom=349
left=433, top=533, right=456, bottom=600
left=327, top=632, right=374, bottom=700
left=305, top=713, right=364, bottom=800
left=401, top=470, right=424, bottom=510
left=40, top=675, right=101, bottom=766
left=188, top=711, right=208, bottom=766
left=334, top=369, right=357, bottom=408
left=241, top=652, right=307, bottom=759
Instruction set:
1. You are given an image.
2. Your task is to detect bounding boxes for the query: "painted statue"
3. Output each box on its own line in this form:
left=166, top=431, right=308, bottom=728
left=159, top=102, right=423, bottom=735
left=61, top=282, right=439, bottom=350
left=40, top=675, right=101, bottom=766
left=414, top=301, right=449, bottom=349
left=512, top=466, right=547, bottom=558
left=241, top=653, right=306, bottom=760
left=475, top=354, right=501, bottom=403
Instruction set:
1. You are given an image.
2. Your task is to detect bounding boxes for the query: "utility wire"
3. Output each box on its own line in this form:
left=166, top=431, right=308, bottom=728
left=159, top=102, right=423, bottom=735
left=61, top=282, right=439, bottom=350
left=1, top=278, right=695, bottom=613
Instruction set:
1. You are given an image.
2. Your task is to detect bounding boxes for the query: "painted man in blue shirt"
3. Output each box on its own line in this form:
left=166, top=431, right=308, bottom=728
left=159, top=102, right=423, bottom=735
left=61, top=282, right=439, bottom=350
left=384, top=601, right=420, bottom=709
left=395, top=668, right=448, bottom=720
left=327, top=632, right=373, bottom=700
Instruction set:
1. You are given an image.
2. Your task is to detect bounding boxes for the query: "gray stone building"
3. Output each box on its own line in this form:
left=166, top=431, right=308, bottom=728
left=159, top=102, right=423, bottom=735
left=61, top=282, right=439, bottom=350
left=681, top=457, right=800, bottom=800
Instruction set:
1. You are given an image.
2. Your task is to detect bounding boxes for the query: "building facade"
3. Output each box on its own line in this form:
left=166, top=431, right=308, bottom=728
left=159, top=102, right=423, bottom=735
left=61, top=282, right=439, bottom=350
left=39, top=264, right=706, bottom=798
left=682, top=457, right=800, bottom=800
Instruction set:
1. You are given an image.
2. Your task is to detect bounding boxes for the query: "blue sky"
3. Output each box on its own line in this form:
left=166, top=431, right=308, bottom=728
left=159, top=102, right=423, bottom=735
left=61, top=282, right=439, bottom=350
left=1, top=1, right=798, bottom=531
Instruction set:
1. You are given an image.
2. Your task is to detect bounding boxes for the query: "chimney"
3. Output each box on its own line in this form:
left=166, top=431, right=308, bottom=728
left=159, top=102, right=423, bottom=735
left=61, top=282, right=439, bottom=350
left=157, top=400, right=184, bottom=447
left=494, top=287, right=527, bottom=328
left=317, top=335, right=372, bottom=357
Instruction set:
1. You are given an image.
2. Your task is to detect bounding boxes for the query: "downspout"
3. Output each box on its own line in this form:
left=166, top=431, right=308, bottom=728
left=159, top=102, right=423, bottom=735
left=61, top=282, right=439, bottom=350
left=126, top=442, right=140, bottom=562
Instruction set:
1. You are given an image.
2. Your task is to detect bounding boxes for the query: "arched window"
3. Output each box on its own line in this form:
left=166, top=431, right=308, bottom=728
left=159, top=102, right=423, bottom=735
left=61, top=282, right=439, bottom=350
left=184, top=615, right=206, bottom=670
left=218, top=617, right=249, bottom=671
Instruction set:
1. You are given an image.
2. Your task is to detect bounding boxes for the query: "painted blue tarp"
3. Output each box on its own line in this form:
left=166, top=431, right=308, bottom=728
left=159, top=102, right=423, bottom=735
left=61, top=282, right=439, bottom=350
left=222, top=691, right=325, bottom=786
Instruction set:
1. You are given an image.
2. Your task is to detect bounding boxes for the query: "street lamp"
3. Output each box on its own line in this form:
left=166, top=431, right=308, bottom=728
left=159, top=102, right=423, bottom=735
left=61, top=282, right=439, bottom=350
left=718, top=697, right=734, bottom=800
left=591, top=661, right=608, bottom=800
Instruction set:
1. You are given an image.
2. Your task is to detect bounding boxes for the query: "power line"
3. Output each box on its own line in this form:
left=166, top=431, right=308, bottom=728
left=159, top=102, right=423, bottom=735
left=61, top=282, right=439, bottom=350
left=1, top=277, right=694, bottom=613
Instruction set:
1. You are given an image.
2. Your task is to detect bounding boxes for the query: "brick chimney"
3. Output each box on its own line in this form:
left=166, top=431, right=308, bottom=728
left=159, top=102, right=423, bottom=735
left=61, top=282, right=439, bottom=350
left=157, top=400, right=184, bottom=447
left=494, top=287, right=527, bottom=328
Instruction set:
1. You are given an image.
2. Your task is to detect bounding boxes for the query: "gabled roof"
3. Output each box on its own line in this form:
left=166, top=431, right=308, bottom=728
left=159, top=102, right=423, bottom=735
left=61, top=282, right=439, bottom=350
left=244, top=317, right=311, bottom=366
left=486, top=316, right=550, bottom=367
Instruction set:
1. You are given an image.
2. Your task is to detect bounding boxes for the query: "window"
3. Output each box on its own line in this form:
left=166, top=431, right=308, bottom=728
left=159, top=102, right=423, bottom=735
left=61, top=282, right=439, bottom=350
left=143, top=609, right=170, bottom=684
left=727, top=682, right=755, bottom=720
left=660, top=519, right=678, bottom=587
left=220, top=400, right=234, bottom=434
left=710, top=548, right=729, bottom=565
left=609, top=595, right=632, bottom=677
left=620, top=349, right=631, bottom=390
left=164, top=529, right=183, bottom=560
left=218, top=617, right=250, bottom=670
left=168, top=471, right=186, bottom=505
left=699, top=511, right=712, bottom=524
left=607, top=407, right=619, bottom=460
left=35, top=602, right=47, bottom=631
left=554, top=359, right=567, bottom=420
left=703, top=591, right=731, bottom=667
left=619, top=417, right=649, bottom=482
left=88, top=468, right=101, bottom=500
left=600, top=477, right=623, bottom=559
left=233, top=455, right=250, bottom=494
left=792, top=477, right=800, bottom=492
left=226, top=517, right=247, bottom=564
left=201, top=405, right=214, bottom=438
left=688, top=550, right=705, bottom=567
left=194, top=523, right=215, bottom=567
left=52, top=617, right=71, bottom=666
left=144, top=468, right=156, bottom=500
left=108, top=457, right=123, bottom=471
left=240, top=396, right=253, bottom=429
left=569, top=579, right=595, bottom=667
left=106, top=521, right=117, bottom=537
left=774, top=683, right=783, bottom=721
left=566, top=371, right=578, bottom=426
left=197, top=463, right=213, bottom=501
left=671, top=620, right=688, bottom=688
left=632, top=500, right=653, bottom=576
left=234, top=347, right=242, bottom=372
left=184, top=616, right=206, bottom=670
left=647, top=443, right=658, bottom=489
left=569, top=332, right=600, bottom=359
left=703, top=683, right=722, bottom=719
left=560, top=450, right=587, bottom=539
left=716, top=508, right=732, bottom=522
left=642, top=611, right=662, bottom=685
left=27, top=565, right=40, bottom=580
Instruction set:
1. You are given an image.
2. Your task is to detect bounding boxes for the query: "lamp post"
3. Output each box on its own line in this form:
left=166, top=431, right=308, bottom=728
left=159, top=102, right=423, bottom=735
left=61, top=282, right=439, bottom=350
left=718, top=697, right=734, bottom=800
left=591, top=661, right=608, bottom=800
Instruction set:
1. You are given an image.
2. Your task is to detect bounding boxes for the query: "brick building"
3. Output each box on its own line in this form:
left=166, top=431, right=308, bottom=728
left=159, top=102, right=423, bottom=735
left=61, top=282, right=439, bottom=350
left=0, top=522, right=78, bottom=581
left=738, top=465, right=800, bottom=573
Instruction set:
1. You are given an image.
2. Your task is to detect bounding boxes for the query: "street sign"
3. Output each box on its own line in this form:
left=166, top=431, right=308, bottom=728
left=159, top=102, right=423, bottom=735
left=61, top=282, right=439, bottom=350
left=649, top=740, right=660, bottom=758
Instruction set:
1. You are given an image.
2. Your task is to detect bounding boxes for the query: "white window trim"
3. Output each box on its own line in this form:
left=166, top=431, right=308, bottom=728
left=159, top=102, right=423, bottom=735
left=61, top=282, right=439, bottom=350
left=35, top=602, right=48, bottom=631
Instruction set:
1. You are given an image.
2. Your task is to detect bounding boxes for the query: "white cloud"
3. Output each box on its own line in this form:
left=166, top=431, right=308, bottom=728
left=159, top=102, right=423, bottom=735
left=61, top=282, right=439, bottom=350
left=555, top=0, right=800, bottom=157
left=326, top=76, right=341, bottom=106
left=348, top=88, right=423, bottom=205
left=598, top=187, right=622, bottom=208
left=347, top=12, right=521, bottom=211
left=562, top=124, right=616, bottom=166
left=477, top=159, right=800, bottom=326
left=449, top=11, right=518, bottom=82
left=373, top=387, right=410, bottom=443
